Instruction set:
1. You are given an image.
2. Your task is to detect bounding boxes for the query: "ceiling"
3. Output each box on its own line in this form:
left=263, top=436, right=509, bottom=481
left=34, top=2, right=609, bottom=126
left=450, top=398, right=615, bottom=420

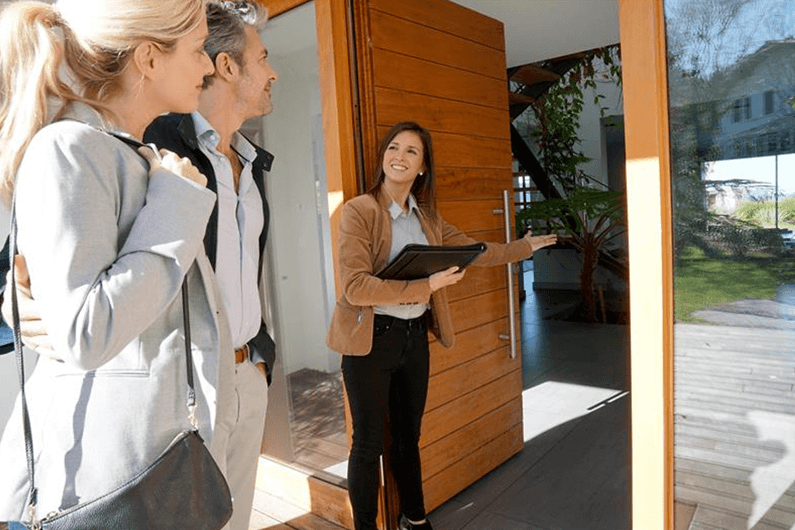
left=448, top=0, right=620, bottom=68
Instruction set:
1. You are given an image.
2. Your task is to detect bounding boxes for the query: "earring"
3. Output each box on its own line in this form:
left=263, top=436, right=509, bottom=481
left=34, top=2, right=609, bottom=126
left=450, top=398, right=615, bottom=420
left=418, top=172, right=424, bottom=177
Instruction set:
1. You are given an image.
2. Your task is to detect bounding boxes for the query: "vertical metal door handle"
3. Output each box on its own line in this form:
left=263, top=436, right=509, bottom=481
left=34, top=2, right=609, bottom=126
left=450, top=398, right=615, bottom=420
left=502, top=189, right=517, bottom=359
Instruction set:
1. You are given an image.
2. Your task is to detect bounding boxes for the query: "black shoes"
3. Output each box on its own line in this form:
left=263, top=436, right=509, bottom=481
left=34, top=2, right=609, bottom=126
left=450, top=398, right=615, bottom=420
left=398, top=514, right=434, bottom=530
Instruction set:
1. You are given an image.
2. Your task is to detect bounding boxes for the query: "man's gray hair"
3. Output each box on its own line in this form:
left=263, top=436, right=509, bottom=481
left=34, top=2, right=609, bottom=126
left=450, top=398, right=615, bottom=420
left=204, top=0, right=268, bottom=83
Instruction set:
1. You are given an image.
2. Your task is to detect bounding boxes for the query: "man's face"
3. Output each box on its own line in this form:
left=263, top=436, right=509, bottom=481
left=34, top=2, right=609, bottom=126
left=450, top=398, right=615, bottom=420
left=235, top=25, right=278, bottom=119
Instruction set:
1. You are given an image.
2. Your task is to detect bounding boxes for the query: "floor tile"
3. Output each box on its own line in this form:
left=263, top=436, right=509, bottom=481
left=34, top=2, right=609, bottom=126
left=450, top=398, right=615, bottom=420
left=460, top=510, right=550, bottom=530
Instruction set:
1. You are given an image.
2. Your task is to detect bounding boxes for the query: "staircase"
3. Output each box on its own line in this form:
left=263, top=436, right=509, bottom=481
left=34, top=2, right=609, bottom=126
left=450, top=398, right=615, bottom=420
left=506, top=51, right=628, bottom=281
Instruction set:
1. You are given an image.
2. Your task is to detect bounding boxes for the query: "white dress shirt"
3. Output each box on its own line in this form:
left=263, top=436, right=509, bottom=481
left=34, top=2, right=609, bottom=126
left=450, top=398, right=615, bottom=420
left=374, top=194, right=430, bottom=320
left=194, top=111, right=264, bottom=349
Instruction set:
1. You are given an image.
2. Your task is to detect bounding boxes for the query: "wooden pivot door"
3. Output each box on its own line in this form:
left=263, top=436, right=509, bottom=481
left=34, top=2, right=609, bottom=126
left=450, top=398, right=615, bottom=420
left=353, top=0, right=522, bottom=523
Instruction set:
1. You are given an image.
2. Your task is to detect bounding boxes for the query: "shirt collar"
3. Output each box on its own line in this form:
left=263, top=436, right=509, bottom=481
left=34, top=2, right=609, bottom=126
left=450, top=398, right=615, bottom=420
left=192, top=111, right=256, bottom=165
left=387, top=194, right=420, bottom=220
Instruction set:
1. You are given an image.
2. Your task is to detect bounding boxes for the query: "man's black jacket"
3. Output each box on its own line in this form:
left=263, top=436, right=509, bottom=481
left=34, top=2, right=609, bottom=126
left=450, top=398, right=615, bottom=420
left=145, top=113, right=276, bottom=384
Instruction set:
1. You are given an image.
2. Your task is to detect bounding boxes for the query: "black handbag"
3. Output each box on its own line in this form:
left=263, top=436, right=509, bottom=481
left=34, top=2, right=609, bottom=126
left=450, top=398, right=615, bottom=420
left=4, top=177, right=233, bottom=529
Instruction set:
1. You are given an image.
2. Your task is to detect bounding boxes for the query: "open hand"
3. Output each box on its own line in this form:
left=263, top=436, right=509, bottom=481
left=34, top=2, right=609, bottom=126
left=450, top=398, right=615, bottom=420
left=2, top=254, right=53, bottom=351
left=523, top=231, right=558, bottom=253
left=428, top=266, right=466, bottom=293
left=138, top=146, right=207, bottom=187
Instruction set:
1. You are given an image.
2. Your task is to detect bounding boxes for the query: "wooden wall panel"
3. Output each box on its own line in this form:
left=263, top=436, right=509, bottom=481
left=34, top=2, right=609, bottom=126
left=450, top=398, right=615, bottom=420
left=424, top=423, right=524, bottom=510
left=369, top=0, right=504, bottom=50
left=426, top=347, right=519, bottom=411
left=372, top=49, right=508, bottom=110
left=446, top=266, right=507, bottom=300
left=433, top=132, right=514, bottom=169
left=429, top=317, right=510, bottom=375
left=377, top=126, right=512, bottom=168
left=369, top=10, right=506, bottom=80
left=437, top=199, right=506, bottom=232
left=375, top=88, right=510, bottom=141
left=421, top=399, right=522, bottom=478
left=436, top=168, right=514, bottom=199
left=448, top=290, right=509, bottom=332
left=355, top=0, right=520, bottom=522
left=435, top=168, right=514, bottom=201
left=421, top=369, right=522, bottom=446
left=256, top=0, right=310, bottom=17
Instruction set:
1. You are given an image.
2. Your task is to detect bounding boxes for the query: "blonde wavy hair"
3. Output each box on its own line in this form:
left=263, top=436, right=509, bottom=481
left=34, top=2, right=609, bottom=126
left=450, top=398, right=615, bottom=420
left=0, top=0, right=205, bottom=204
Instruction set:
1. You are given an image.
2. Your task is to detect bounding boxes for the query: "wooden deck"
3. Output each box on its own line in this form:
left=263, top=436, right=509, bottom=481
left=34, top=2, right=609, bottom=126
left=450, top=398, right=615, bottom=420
left=287, top=368, right=348, bottom=473
left=673, top=323, right=795, bottom=530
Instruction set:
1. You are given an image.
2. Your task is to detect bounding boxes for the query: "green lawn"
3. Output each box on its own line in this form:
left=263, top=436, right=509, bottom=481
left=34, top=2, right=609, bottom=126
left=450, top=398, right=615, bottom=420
left=674, top=247, right=782, bottom=321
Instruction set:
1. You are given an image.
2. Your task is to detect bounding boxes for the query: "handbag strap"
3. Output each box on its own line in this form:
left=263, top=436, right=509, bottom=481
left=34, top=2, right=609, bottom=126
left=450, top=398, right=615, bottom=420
left=9, top=204, right=38, bottom=525
left=106, top=131, right=199, bottom=422
left=10, top=132, right=198, bottom=526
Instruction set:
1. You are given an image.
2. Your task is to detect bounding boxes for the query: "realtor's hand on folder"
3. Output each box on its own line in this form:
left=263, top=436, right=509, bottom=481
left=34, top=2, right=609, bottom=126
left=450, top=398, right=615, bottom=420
left=429, top=266, right=466, bottom=292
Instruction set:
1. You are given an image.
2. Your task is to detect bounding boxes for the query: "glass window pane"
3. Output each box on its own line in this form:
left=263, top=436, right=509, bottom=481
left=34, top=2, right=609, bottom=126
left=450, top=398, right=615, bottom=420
left=664, top=1, right=795, bottom=528
left=247, top=1, right=347, bottom=480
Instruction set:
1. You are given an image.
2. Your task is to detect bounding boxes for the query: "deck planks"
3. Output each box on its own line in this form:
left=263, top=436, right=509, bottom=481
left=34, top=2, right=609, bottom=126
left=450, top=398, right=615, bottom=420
left=673, top=323, right=795, bottom=530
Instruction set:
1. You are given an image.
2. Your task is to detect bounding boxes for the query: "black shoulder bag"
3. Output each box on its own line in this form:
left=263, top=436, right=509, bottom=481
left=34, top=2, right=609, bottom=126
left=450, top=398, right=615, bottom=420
left=4, top=134, right=233, bottom=530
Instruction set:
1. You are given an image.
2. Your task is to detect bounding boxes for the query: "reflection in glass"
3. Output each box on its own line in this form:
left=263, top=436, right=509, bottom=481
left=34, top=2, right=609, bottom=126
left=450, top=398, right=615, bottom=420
left=664, top=1, right=795, bottom=528
left=247, top=1, right=347, bottom=480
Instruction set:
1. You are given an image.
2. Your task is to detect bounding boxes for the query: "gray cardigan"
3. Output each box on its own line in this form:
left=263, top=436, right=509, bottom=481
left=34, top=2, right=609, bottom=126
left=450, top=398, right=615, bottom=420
left=0, top=106, right=235, bottom=520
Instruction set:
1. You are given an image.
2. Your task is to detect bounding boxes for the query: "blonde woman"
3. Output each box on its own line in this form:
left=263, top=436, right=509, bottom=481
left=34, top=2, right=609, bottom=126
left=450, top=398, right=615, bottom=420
left=0, top=0, right=236, bottom=521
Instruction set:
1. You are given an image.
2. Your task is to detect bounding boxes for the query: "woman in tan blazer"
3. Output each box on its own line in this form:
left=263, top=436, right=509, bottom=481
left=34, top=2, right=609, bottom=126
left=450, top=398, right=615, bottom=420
left=326, top=122, right=557, bottom=530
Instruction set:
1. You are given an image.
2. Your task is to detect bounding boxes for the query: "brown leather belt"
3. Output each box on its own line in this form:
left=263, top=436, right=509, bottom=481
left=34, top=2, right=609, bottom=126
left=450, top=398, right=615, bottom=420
left=234, top=346, right=248, bottom=364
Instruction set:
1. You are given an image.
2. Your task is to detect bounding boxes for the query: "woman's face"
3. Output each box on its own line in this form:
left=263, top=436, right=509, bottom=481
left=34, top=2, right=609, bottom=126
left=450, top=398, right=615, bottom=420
left=382, top=130, right=426, bottom=188
left=150, top=14, right=214, bottom=114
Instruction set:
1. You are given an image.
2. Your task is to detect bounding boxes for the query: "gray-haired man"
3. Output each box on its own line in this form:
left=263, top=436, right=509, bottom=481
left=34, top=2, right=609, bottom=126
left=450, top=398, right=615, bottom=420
left=144, top=2, right=279, bottom=528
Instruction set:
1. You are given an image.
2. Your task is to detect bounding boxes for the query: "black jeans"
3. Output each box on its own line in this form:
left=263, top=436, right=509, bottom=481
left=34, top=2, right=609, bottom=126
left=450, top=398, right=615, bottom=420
left=342, top=313, right=430, bottom=530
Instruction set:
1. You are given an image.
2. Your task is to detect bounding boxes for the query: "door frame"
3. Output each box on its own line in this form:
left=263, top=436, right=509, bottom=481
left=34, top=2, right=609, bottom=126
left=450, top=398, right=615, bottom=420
left=264, top=1, right=678, bottom=528
left=264, top=0, right=360, bottom=296
left=617, top=0, right=675, bottom=529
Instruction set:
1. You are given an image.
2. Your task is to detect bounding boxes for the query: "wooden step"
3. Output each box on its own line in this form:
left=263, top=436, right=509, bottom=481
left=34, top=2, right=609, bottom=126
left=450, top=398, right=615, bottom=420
left=510, top=63, right=560, bottom=85
left=508, top=91, right=536, bottom=106
left=253, top=456, right=353, bottom=530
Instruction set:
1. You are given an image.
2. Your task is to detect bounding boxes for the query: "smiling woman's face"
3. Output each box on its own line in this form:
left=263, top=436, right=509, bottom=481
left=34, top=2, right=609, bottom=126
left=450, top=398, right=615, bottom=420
left=381, top=130, right=426, bottom=189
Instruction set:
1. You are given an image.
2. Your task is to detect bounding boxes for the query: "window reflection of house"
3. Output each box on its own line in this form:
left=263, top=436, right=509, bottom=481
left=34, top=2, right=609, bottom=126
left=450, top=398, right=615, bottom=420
left=718, top=40, right=795, bottom=161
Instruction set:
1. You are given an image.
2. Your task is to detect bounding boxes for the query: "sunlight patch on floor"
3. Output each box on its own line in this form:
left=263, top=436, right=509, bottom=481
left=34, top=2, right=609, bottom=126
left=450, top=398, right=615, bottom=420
left=522, top=381, right=626, bottom=442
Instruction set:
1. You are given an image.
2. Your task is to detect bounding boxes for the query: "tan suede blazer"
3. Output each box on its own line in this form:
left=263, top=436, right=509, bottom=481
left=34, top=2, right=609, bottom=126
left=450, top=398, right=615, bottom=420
left=326, top=192, right=534, bottom=355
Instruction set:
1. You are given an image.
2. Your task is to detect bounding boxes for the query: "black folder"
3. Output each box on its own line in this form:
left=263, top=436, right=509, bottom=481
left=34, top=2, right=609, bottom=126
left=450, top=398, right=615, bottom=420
left=377, top=243, right=486, bottom=280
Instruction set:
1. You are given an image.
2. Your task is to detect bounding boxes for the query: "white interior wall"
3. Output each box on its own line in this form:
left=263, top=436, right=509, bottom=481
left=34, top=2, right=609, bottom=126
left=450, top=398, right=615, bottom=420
left=450, top=0, right=619, bottom=68
left=580, top=62, right=624, bottom=186
left=259, top=3, right=336, bottom=375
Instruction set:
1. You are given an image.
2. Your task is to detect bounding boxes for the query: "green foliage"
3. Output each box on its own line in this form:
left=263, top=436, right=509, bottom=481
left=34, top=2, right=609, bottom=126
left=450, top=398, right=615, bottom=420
left=734, top=196, right=795, bottom=227
left=516, top=47, right=624, bottom=321
left=676, top=213, right=785, bottom=260
left=517, top=188, right=625, bottom=322
left=517, top=188, right=624, bottom=248
left=528, top=45, right=622, bottom=193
